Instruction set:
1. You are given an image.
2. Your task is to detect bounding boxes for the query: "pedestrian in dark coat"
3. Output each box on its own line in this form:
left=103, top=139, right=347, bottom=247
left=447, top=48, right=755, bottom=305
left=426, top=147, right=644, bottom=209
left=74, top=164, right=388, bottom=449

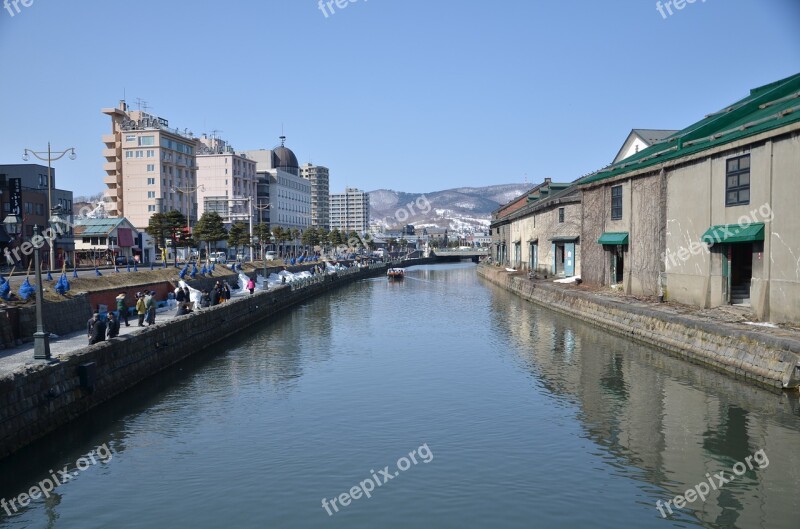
left=210, top=286, right=220, bottom=306
left=175, top=287, right=186, bottom=303
left=146, top=291, right=157, bottom=325
left=106, top=312, right=120, bottom=339
left=222, top=282, right=231, bottom=302
left=87, top=312, right=107, bottom=345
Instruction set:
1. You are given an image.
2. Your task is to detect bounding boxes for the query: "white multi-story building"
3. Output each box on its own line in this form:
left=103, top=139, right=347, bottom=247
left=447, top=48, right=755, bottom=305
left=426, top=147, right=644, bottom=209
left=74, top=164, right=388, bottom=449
left=196, top=135, right=258, bottom=225
left=242, top=137, right=311, bottom=232
left=330, top=188, right=370, bottom=233
left=300, top=163, right=330, bottom=229
left=102, top=100, right=198, bottom=230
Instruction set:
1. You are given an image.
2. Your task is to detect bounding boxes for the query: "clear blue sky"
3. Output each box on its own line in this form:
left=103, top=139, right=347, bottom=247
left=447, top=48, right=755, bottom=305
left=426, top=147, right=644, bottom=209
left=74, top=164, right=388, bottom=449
left=1, top=0, right=798, bottom=198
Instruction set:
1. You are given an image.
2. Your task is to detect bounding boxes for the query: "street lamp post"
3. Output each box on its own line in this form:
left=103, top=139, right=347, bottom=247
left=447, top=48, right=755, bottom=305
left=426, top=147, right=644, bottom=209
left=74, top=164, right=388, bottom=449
left=23, top=143, right=76, bottom=271
left=3, top=213, right=21, bottom=267
left=253, top=201, right=271, bottom=263
left=32, top=225, right=51, bottom=360
left=171, top=184, right=204, bottom=263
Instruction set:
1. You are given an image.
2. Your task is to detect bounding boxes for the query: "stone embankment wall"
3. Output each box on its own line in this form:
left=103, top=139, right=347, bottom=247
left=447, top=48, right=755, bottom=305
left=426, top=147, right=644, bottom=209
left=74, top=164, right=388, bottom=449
left=0, top=258, right=439, bottom=460
left=477, top=265, right=800, bottom=390
left=0, top=265, right=365, bottom=459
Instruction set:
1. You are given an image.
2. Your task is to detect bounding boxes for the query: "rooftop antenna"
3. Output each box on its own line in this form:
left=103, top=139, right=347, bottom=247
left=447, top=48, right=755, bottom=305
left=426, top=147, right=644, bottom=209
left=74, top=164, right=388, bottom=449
left=279, top=134, right=286, bottom=147
left=134, top=97, right=146, bottom=111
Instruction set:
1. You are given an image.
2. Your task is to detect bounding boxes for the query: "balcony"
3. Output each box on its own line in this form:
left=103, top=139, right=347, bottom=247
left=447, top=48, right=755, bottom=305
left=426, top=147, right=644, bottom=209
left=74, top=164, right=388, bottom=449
left=102, top=134, right=117, bottom=145
left=103, top=161, right=121, bottom=173
left=102, top=147, right=118, bottom=159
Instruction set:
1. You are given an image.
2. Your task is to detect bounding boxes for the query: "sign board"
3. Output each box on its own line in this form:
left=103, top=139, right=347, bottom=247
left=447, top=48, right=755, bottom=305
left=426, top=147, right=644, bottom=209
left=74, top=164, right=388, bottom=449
left=9, top=178, right=21, bottom=216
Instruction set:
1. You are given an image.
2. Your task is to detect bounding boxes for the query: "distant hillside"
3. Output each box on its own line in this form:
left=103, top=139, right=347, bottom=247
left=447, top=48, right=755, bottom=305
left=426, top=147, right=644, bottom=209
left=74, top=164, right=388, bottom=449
left=369, top=183, right=531, bottom=231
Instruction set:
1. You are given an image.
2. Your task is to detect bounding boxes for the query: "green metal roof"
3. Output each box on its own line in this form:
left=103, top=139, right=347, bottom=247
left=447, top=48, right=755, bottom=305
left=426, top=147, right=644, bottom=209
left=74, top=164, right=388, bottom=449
left=597, top=232, right=629, bottom=245
left=74, top=218, right=128, bottom=236
left=580, top=73, right=800, bottom=186
left=701, top=222, right=764, bottom=244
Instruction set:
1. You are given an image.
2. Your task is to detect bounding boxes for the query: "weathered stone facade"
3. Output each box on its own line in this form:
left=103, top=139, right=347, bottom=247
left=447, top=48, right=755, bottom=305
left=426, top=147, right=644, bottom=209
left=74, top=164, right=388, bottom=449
left=478, top=265, right=800, bottom=390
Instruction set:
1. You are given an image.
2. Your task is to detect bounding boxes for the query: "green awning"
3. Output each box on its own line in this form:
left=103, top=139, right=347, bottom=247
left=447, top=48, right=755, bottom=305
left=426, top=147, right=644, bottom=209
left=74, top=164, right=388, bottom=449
left=701, top=222, right=764, bottom=244
left=597, top=232, right=629, bottom=245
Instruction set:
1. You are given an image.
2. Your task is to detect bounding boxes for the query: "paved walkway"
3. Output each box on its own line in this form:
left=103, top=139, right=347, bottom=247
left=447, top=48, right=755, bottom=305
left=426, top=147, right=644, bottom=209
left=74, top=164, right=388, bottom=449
left=0, top=307, right=182, bottom=376
left=0, top=290, right=253, bottom=377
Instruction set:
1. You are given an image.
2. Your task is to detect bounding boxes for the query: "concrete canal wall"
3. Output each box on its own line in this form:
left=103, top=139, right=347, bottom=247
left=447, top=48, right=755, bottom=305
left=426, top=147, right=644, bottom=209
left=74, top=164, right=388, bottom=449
left=0, top=259, right=437, bottom=460
left=477, top=265, right=800, bottom=391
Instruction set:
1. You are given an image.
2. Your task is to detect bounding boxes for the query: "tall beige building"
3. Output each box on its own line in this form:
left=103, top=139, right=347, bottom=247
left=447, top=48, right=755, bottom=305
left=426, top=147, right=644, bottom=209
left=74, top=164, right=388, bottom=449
left=330, top=187, right=370, bottom=233
left=196, top=135, right=258, bottom=224
left=301, top=163, right=329, bottom=229
left=102, top=101, right=198, bottom=229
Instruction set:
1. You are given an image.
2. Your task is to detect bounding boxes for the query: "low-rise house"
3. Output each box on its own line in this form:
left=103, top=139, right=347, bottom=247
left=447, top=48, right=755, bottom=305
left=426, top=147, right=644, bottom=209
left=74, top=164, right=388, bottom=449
left=579, top=72, right=800, bottom=322
left=74, top=217, right=140, bottom=266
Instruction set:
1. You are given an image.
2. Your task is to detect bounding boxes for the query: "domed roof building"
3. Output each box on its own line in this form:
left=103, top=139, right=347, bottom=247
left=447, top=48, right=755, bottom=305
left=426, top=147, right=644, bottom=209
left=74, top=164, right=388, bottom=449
left=272, top=137, right=299, bottom=175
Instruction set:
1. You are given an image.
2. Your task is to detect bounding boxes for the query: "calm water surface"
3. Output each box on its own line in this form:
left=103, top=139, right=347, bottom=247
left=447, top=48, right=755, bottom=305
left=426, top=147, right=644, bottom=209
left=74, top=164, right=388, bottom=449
left=0, top=263, right=798, bottom=528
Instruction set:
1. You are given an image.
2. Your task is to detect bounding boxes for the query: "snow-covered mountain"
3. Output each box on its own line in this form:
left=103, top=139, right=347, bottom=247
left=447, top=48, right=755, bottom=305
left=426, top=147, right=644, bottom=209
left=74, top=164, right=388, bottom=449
left=369, top=183, right=531, bottom=232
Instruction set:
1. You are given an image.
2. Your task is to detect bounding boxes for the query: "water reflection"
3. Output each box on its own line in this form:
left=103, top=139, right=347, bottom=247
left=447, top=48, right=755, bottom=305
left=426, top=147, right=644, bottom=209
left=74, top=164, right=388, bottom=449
left=0, top=264, right=796, bottom=529
left=487, top=279, right=800, bottom=528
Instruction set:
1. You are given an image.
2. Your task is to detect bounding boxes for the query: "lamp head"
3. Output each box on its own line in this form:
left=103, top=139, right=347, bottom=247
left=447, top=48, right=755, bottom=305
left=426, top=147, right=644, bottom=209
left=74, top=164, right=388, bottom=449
left=69, top=149, right=77, bottom=160
left=22, top=151, right=29, bottom=162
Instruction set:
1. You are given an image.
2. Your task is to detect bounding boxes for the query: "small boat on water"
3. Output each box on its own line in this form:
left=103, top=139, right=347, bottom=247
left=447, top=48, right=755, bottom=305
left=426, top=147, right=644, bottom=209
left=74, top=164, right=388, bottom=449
left=387, top=268, right=405, bottom=280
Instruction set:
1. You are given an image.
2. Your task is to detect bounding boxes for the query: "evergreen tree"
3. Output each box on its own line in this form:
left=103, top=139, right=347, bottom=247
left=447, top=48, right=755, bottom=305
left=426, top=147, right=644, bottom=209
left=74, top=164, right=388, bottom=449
left=146, top=210, right=187, bottom=260
left=193, top=212, right=228, bottom=256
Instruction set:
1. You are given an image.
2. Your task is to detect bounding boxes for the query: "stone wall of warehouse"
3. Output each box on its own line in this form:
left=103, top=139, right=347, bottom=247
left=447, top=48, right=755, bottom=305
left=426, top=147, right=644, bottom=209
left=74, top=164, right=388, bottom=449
left=477, top=265, right=800, bottom=390
left=0, top=258, right=439, bottom=460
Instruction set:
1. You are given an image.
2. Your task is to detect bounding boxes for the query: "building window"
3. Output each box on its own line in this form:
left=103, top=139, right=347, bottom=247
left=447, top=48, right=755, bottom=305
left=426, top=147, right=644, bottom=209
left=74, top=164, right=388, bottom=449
left=147, top=191, right=155, bottom=198
left=611, top=185, right=623, bottom=220
left=726, top=154, right=750, bottom=206
left=147, top=150, right=155, bottom=158
left=125, top=151, right=133, bottom=159
left=148, top=205, right=156, bottom=212
left=135, top=150, right=143, bottom=158
left=558, top=207, right=565, bottom=223
left=125, top=135, right=136, bottom=142
left=147, top=164, right=155, bottom=172
left=147, top=178, right=155, bottom=185
left=138, top=135, right=155, bottom=146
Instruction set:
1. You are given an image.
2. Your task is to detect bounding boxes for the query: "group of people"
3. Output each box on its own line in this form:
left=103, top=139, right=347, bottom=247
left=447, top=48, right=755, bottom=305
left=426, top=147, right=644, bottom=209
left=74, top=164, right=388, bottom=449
left=87, top=311, right=118, bottom=345
left=88, top=277, right=250, bottom=345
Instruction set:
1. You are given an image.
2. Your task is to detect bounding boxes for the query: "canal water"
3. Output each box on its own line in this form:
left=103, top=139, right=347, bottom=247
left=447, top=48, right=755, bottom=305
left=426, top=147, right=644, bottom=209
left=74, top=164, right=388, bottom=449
left=0, top=263, right=798, bottom=528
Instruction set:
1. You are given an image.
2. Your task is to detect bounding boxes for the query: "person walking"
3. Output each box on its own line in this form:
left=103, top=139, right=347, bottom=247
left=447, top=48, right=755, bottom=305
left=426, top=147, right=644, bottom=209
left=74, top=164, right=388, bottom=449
left=115, top=292, right=130, bottom=327
left=136, top=292, right=147, bottom=327
left=146, top=290, right=157, bottom=325
left=175, top=286, right=186, bottom=304
left=87, top=312, right=107, bottom=345
left=246, top=277, right=255, bottom=294
left=183, top=286, right=191, bottom=307
left=106, top=312, right=120, bottom=339
left=222, top=282, right=231, bottom=302
left=210, top=282, right=221, bottom=306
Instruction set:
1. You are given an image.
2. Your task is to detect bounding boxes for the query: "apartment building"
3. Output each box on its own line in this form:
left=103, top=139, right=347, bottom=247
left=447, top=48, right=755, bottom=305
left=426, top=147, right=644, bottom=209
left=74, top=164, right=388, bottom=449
left=0, top=164, right=74, bottom=266
left=300, top=163, right=330, bottom=229
left=196, top=134, right=258, bottom=225
left=330, top=188, right=370, bottom=233
left=102, top=101, right=198, bottom=229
